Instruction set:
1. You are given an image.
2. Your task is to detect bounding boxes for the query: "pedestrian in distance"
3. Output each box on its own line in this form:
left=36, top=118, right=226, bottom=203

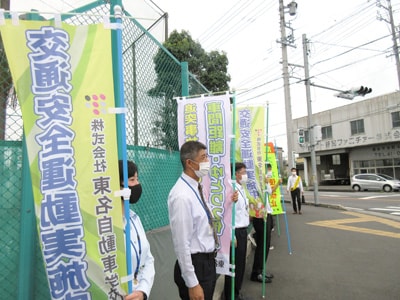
left=286, top=167, right=304, bottom=214
left=118, top=160, right=155, bottom=300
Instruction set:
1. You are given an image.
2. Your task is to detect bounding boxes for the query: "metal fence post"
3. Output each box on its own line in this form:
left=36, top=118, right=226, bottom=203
left=17, top=138, right=36, bottom=300
left=181, top=62, right=189, bottom=96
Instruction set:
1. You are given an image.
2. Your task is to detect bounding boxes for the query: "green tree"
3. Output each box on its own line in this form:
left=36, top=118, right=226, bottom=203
left=148, top=30, right=231, bottom=150
left=0, top=0, right=11, bottom=140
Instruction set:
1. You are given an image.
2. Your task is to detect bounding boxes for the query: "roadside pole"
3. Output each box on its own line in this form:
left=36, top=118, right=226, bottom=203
left=302, top=33, right=319, bottom=205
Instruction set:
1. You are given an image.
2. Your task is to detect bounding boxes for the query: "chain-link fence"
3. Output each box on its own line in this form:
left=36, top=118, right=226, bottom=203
left=0, top=1, right=209, bottom=298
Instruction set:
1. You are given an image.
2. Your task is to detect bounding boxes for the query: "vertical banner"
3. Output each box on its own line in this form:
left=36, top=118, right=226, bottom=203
left=266, top=142, right=283, bottom=215
left=1, top=20, right=127, bottom=299
left=235, top=106, right=266, bottom=218
left=177, top=94, right=233, bottom=275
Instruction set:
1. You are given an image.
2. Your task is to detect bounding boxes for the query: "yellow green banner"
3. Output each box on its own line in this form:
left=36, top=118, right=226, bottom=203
left=265, top=142, right=283, bottom=215
left=235, top=107, right=283, bottom=217
left=1, top=20, right=127, bottom=299
left=235, top=106, right=266, bottom=218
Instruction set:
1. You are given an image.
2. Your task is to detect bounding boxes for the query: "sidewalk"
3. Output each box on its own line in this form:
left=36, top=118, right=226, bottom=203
left=214, top=204, right=400, bottom=300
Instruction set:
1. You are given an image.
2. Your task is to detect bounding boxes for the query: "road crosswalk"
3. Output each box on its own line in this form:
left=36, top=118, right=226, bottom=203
left=368, top=206, right=400, bottom=216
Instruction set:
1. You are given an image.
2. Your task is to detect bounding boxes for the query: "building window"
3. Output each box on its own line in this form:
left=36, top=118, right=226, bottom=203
left=332, top=154, right=340, bottom=165
left=392, top=111, right=400, bottom=128
left=321, top=126, right=332, bottom=139
left=375, top=159, right=393, bottom=167
left=354, top=160, right=373, bottom=168
left=350, top=119, right=364, bottom=135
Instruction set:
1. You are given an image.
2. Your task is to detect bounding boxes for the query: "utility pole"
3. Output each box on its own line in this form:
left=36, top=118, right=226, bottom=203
left=278, top=0, right=296, bottom=171
left=377, top=0, right=400, bottom=90
left=0, top=0, right=10, bottom=9
left=387, top=0, right=400, bottom=90
left=302, top=34, right=319, bottom=205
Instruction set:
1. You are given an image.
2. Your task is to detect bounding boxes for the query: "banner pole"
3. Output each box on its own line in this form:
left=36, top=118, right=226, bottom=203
left=230, top=91, right=237, bottom=300
left=274, top=140, right=292, bottom=255
left=17, top=12, right=40, bottom=300
left=261, top=102, right=270, bottom=298
left=111, top=0, right=132, bottom=293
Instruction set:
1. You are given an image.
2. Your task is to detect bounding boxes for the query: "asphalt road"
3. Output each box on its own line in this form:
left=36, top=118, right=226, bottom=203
left=214, top=203, right=400, bottom=300
left=303, top=188, right=400, bottom=219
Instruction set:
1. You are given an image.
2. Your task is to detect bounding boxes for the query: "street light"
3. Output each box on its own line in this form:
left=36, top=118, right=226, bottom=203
left=287, top=1, right=298, bottom=16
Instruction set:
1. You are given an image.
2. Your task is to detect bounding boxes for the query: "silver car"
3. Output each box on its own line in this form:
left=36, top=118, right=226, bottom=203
left=351, top=173, right=400, bottom=192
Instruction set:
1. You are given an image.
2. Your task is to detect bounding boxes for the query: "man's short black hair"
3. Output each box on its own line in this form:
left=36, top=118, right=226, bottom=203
left=235, top=162, right=246, bottom=173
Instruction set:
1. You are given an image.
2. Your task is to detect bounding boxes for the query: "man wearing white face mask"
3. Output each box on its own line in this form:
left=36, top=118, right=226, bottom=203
left=168, top=141, right=217, bottom=300
left=287, top=167, right=304, bottom=214
left=223, top=162, right=253, bottom=300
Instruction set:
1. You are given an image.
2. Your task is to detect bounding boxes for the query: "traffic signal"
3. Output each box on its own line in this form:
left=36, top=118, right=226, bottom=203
left=297, top=128, right=305, bottom=146
left=350, top=86, right=372, bottom=96
left=335, top=86, right=373, bottom=100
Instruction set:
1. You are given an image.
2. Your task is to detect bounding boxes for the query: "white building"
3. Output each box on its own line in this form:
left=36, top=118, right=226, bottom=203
left=292, top=91, right=400, bottom=185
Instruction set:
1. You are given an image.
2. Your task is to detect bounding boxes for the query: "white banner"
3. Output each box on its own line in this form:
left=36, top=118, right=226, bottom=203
left=177, top=94, right=233, bottom=275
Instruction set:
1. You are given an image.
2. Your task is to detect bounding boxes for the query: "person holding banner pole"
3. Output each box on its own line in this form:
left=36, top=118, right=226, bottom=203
left=168, top=141, right=238, bottom=300
left=224, top=162, right=253, bottom=300
left=249, top=179, right=281, bottom=284
left=118, top=160, right=155, bottom=300
left=168, top=141, right=217, bottom=300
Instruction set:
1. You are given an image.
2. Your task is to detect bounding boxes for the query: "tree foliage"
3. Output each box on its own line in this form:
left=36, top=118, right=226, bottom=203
left=164, top=30, right=230, bottom=92
left=148, top=30, right=231, bottom=150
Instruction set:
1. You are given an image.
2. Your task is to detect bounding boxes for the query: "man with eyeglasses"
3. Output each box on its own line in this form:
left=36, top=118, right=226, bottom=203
left=168, top=141, right=217, bottom=300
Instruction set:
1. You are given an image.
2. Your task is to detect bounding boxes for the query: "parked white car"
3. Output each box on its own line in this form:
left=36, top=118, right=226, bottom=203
left=351, top=173, right=400, bottom=192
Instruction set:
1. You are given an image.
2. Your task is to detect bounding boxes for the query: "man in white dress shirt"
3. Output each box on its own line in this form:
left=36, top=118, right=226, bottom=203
left=224, top=162, right=253, bottom=300
left=168, top=141, right=217, bottom=300
left=286, top=167, right=304, bottom=214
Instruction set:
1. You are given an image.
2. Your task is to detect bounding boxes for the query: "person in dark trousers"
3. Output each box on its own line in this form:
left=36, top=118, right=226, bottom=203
left=286, top=167, right=304, bottom=214
left=224, top=162, right=253, bottom=300
left=167, top=141, right=216, bottom=300
left=249, top=176, right=281, bottom=284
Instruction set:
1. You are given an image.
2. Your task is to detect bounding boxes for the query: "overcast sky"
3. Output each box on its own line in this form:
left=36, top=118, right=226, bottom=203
left=10, top=0, right=400, bottom=152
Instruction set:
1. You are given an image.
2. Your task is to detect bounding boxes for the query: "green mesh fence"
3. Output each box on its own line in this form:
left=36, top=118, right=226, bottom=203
left=0, top=1, right=209, bottom=298
left=0, top=141, right=22, bottom=300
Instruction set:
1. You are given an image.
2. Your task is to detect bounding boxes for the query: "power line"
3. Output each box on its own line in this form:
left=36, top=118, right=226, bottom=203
left=312, top=34, right=391, bottom=66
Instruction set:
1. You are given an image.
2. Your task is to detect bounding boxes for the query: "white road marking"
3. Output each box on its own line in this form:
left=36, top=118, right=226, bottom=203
left=322, top=194, right=348, bottom=198
left=361, top=195, right=395, bottom=200
left=369, top=208, right=400, bottom=212
left=343, top=206, right=364, bottom=211
left=369, top=206, right=400, bottom=216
